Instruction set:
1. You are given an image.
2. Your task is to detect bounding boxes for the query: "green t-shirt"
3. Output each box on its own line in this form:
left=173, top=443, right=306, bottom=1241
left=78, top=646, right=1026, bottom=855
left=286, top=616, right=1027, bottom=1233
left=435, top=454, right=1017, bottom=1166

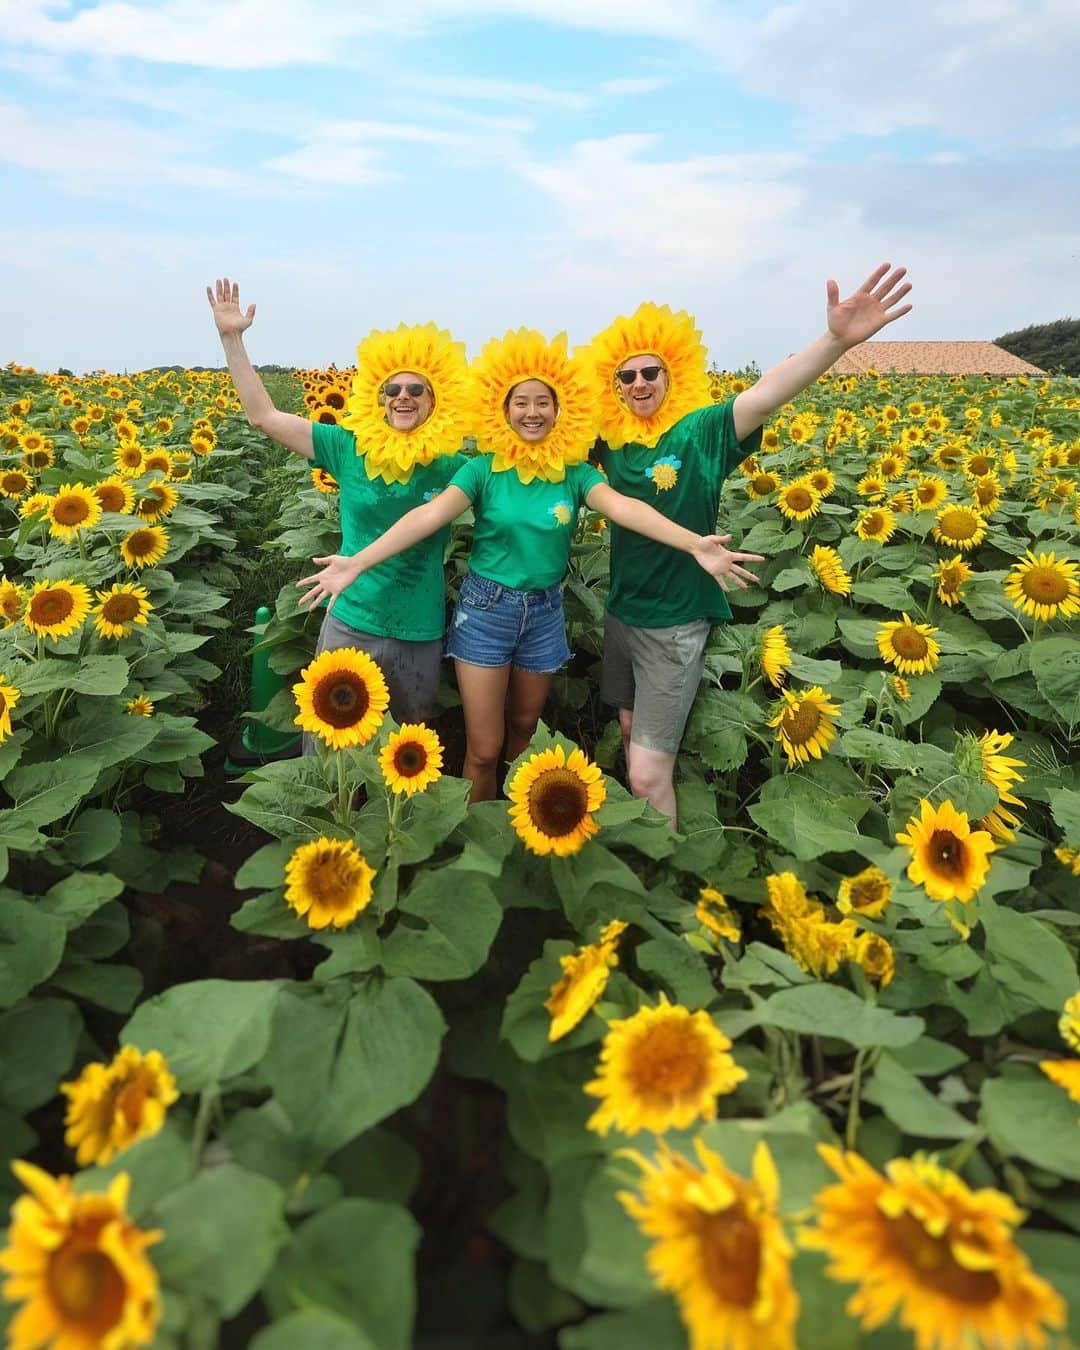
left=448, top=456, right=605, bottom=591
left=596, top=398, right=762, bottom=628
left=312, top=423, right=466, bottom=640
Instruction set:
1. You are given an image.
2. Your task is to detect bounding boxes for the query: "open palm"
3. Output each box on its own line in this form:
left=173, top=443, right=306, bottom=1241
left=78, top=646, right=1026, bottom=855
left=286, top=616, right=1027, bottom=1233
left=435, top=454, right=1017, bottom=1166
left=827, top=264, right=912, bottom=348
left=206, top=277, right=255, bottom=338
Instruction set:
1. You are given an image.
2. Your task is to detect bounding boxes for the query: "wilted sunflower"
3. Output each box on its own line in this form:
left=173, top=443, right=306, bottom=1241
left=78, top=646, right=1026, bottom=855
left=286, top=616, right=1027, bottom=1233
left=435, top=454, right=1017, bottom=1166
left=113, top=442, right=145, bottom=476
left=1061, top=992, right=1080, bottom=1052
left=912, top=474, right=948, bottom=511
left=805, top=1146, right=1066, bottom=1350
left=768, top=686, right=840, bottom=768
left=934, top=555, right=972, bottom=607
left=619, top=1140, right=798, bottom=1350
left=809, top=545, right=852, bottom=596
left=876, top=614, right=940, bottom=676
left=507, top=743, right=606, bottom=856
left=133, top=480, right=179, bottom=523
left=892, top=675, right=911, bottom=700
left=760, top=624, right=791, bottom=687
left=0, top=580, right=26, bottom=628
left=311, top=466, right=338, bottom=493
left=896, top=798, right=995, bottom=903
left=585, top=998, right=746, bottom=1136
left=850, top=932, right=895, bottom=988
left=61, top=1047, right=179, bottom=1167
left=764, top=871, right=857, bottom=978
left=1054, top=845, right=1080, bottom=877
left=0, top=469, right=31, bottom=499
left=776, top=479, right=822, bottom=522
left=1003, top=550, right=1079, bottom=623
left=120, top=525, right=169, bottom=569
left=293, top=646, right=389, bottom=751
left=837, top=865, right=892, bottom=918
left=855, top=506, right=896, bottom=543
left=47, top=483, right=102, bottom=541
left=0, top=675, right=20, bottom=742
left=746, top=470, right=782, bottom=499
left=124, top=696, right=154, bottom=717
left=0, top=1163, right=162, bottom=1350
left=696, top=886, right=741, bottom=944
left=1039, top=1059, right=1080, bottom=1105
left=23, top=579, right=91, bottom=641
left=379, top=722, right=443, bottom=796
left=92, top=583, right=152, bottom=640
left=933, top=504, right=986, bottom=552
left=93, top=476, right=136, bottom=515
left=545, top=919, right=627, bottom=1042
left=283, top=836, right=376, bottom=930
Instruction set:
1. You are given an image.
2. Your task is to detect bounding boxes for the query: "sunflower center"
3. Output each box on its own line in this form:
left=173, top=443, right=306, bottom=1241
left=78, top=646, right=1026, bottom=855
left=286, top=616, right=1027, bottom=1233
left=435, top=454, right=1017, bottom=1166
left=887, top=1214, right=1001, bottom=1305
left=929, top=830, right=968, bottom=878
left=863, top=512, right=884, bottom=533
left=2, top=593, right=21, bottom=619
left=916, top=483, right=937, bottom=502
left=104, top=594, right=140, bottom=623
left=0, top=692, right=6, bottom=716
left=127, top=532, right=155, bottom=556
left=47, top=1244, right=125, bottom=1327
left=97, top=486, right=126, bottom=512
left=120, top=447, right=141, bottom=465
left=752, top=475, right=776, bottom=494
left=892, top=626, right=928, bottom=659
left=629, top=1022, right=707, bottom=1098
left=312, top=672, right=370, bottom=729
left=115, top=1077, right=149, bottom=1130
left=968, top=455, right=992, bottom=476
left=698, top=1205, right=762, bottom=1309
left=786, top=487, right=813, bottom=511
left=940, top=510, right=976, bottom=539
left=393, top=743, right=427, bottom=778
left=852, top=878, right=887, bottom=910
left=779, top=701, right=821, bottom=745
left=1021, top=566, right=1068, bottom=604
left=939, top=567, right=961, bottom=591
left=3, top=473, right=27, bottom=491
left=528, top=768, right=589, bottom=838
left=306, top=849, right=362, bottom=911
left=975, top=483, right=997, bottom=504
left=31, top=591, right=73, bottom=624
left=54, top=497, right=90, bottom=525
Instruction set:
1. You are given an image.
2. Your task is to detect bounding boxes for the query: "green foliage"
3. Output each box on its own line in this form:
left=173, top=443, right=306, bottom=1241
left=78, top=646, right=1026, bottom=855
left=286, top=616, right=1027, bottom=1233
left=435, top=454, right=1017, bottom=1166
left=995, top=317, right=1080, bottom=375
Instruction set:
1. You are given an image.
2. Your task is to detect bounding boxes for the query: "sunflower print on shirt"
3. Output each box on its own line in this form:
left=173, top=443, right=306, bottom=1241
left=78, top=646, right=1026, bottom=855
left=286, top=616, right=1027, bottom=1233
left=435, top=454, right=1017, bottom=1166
left=648, top=454, right=681, bottom=492
left=549, top=500, right=573, bottom=526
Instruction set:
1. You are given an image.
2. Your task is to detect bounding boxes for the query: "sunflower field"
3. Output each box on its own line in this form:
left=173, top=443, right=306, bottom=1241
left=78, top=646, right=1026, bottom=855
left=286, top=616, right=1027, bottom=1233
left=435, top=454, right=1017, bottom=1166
left=0, top=355, right=1078, bottom=1350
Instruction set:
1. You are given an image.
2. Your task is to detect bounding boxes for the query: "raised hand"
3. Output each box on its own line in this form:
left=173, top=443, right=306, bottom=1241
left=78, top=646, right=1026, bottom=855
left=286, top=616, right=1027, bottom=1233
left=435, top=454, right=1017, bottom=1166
left=693, top=534, right=765, bottom=592
left=296, top=555, right=362, bottom=611
left=826, top=264, right=913, bottom=349
left=206, top=276, right=255, bottom=338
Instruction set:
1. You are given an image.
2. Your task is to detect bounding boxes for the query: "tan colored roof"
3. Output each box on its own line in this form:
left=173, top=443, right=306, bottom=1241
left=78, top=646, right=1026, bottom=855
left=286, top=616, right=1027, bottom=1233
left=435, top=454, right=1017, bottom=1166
left=829, top=341, right=1046, bottom=376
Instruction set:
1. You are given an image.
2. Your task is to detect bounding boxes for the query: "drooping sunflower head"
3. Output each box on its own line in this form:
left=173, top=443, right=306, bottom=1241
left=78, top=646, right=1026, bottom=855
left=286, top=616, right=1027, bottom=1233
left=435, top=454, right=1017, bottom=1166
left=876, top=614, right=941, bottom=676
left=47, top=483, right=102, bottom=540
left=120, top=525, right=169, bottom=569
left=283, top=836, right=376, bottom=930
left=581, top=302, right=711, bottom=449
left=293, top=646, right=390, bottom=751
left=896, top=797, right=996, bottom=903
left=767, top=686, right=841, bottom=768
left=934, top=555, right=972, bottom=606
left=93, top=477, right=136, bottom=515
left=23, top=579, right=92, bottom=641
left=342, top=323, right=471, bottom=484
left=0, top=674, right=21, bottom=740
left=507, top=743, right=606, bottom=856
left=851, top=931, right=895, bottom=988
left=1003, top=550, right=1080, bottom=623
left=0, top=1162, right=162, bottom=1350
left=809, top=545, right=852, bottom=596
left=378, top=722, right=444, bottom=796
left=760, top=624, right=791, bottom=687
left=837, top=864, right=893, bottom=918
left=696, top=886, right=741, bottom=945
left=544, top=920, right=627, bottom=1042
left=777, top=479, right=822, bottom=522
left=93, top=583, right=153, bottom=640
left=468, top=329, right=597, bottom=482
left=585, top=998, right=747, bottom=1135
left=61, top=1046, right=179, bottom=1167
left=933, top=503, right=986, bottom=552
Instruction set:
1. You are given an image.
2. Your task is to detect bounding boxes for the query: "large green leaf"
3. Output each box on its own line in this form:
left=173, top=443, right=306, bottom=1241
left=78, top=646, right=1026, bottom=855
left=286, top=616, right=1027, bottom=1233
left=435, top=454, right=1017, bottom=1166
left=980, top=898, right=1079, bottom=1012
left=1030, top=636, right=1080, bottom=728
left=863, top=1053, right=976, bottom=1140
left=547, top=1156, right=651, bottom=1308
left=559, top=1298, right=686, bottom=1350
left=635, top=936, right=714, bottom=1011
left=1050, top=787, right=1080, bottom=845
left=38, top=871, right=124, bottom=929
left=0, top=894, right=67, bottom=1007
left=0, top=998, right=82, bottom=1110
left=723, top=984, right=924, bottom=1049
left=379, top=869, right=501, bottom=981
left=59, top=809, right=123, bottom=865
left=747, top=798, right=862, bottom=859
left=981, top=1074, right=1080, bottom=1182
left=16, top=654, right=130, bottom=697
left=74, top=1126, right=195, bottom=1220
left=251, top=1312, right=376, bottom=1350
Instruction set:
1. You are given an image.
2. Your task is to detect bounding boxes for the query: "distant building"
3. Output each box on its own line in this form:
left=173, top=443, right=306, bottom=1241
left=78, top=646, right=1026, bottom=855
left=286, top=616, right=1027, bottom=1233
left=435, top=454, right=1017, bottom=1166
left=828, top=341, right=1047, bottom=376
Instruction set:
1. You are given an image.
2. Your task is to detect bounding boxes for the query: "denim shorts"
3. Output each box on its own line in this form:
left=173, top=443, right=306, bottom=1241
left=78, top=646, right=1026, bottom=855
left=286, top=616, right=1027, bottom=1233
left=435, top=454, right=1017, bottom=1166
left=445, top=571, right=571, bottom=674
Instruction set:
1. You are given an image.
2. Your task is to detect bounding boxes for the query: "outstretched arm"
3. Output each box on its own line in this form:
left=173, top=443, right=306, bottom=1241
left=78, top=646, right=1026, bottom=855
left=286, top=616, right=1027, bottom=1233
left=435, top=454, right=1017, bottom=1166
left=296, top=486, right=472, bottom=610
left=586, top=483, right=764, bottom=592
left=732, top=264, right=913, bottom=442
left=206, top=277, right=314, bottom=460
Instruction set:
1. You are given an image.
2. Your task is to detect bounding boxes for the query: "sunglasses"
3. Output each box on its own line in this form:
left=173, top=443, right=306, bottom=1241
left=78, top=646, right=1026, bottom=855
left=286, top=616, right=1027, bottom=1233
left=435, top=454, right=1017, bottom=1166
left=384, top=383, right=428, bottom=398
left=615, top=366, right=664, bottom=386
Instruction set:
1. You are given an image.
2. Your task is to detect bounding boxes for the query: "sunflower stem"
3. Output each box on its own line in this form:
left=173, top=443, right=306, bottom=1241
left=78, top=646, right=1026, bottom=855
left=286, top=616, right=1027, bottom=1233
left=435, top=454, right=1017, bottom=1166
left=191, top=1085, right=218, bottom=1167
left=335, top=749, right=351, bottom=825
left=946, top=1128, right=987, bottom=1175
left=845, top=1047, right=871, bottom=1150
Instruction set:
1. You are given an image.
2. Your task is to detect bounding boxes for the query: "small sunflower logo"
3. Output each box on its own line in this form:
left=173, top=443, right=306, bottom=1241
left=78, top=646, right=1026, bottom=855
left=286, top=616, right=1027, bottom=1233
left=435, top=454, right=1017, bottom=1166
left=548, top=500, right=573, bottom=526
left=647, top=454, right=682, bottom=492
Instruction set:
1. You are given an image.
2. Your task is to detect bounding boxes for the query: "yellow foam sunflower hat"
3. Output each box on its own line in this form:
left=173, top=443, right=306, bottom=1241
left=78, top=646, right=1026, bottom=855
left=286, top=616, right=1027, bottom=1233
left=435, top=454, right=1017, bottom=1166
left=342, top=323, right=471, bottom=484
left=469, top=329, right=598, bottom=484
left=580, top=302, right=712, bottom=450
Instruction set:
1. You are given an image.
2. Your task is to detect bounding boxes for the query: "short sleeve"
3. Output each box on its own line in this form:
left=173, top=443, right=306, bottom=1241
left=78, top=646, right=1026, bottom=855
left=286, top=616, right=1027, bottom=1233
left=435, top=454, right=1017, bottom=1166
left=311, top=422, right=357, bottom=478
left=448, top=454, right=488, bottom=502
left=680, top=398, right=762, bottom=480
left=568, top=461, right=606, bottom=509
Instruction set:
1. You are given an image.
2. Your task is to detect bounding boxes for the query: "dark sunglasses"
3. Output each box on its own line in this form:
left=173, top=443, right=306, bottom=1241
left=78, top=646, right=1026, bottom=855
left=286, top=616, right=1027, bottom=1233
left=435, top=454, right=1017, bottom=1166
left=615, top=366, right=664, bottom=386
left=384, top=382, right=427, bottom=398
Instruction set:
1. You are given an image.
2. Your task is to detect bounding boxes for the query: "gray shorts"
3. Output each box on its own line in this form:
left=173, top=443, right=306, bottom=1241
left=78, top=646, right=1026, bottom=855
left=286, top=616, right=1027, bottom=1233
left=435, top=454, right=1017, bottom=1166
left=302, top=612, right=443, bottom=755
left=600, top=612, right=711, bottom=754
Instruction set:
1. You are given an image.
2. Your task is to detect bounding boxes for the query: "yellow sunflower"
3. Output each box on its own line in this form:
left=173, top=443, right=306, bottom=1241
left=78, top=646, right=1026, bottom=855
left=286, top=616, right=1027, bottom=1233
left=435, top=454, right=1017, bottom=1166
left=856, top=473, right=887, bottom=500
left=809, top=545, right=852, bottom=596
left=767, top=686, right=840, bottom=768
left=92, top=583, right=153, bottom=640
left=620, top=1139, right=798, bottom=1350
left=19, top=492, right=51, bottom=522
left=805, top=1146, right=1066, bottom=1350
left=761, top=624, right=791, bottom=687
left=892, top=675, right=911, bottom=700
left=293, top=646, right=389, bottom=751
left=341, top=322, right=472, bottom=484
left=23, top=580, right=91, bottom=641
left=47, top=483, right=102, bottom=541
left=747, top=470, right=782, bottom=499
left=378, top=722, right=444, bottom=796
left=506, top=743, right=606, bottom=856
left=124, top=697, right=154, bottom=717
left=70, top=415, right=92, bottom=436
left=140, top=450, right=172, bottom=477
left=776, top=479, right=822, bottom=522
left=896, top=798, right=996, bottom=903
left=764, top=872, right=857, bottom=978
left=585, top=998, right=746, bottom=1136
left=545, top=919, right=628, bottom=1042
left=0, top=580, right=26, bottom=628
left=93, top=477, right=136, bottom=515
left=311, top=466, right=338, bottom=493
left=855, top=506, right=897, bottom=543
left=582, top=302, right=711, bottom=450
left=0, top=675, right=21, bottom=742
left=0, top=1163, right=162, bottom=1350
left=133, top=479, right=179, bottom=523
left=469, top=329, right=597, bottom=483
left=283, top=836, right=376, bottom=930
left=61, top=1047, right=179, bottom=1167
left=806, top=467, right=835, bottom=495
left=933, top=504, right=986, bottom=551
left=969, top=474, right=1002, bottom=514
left=113, top=442, right=145, bottom=476
left=1003, top=551, right=1080, bottom=623
left=696, top=886, right=741, bottom=945
left=876, top=615, right=941, bottom=676
left=1054, top=845, right=1080, bottom=876
left=963, top=449, right=996, bottom=478
left=120, top=526, right=169, bottom=569
left=1039, top=1059, right=1080, bottom=1105
left=969, top=730, right=1026, bottom=842
left=0, top=469, right=31, bottom=499
left=850, top=932, right=895, bottom=988
left=912, top=474, right=948, bottom=511
left=168, top=452, right=193, bottom=482
left=1061, top=992, right=1080, bottom=1052
left=837, top=865, right=892, bottom=918
left=934, top=556, right=972, bottom=607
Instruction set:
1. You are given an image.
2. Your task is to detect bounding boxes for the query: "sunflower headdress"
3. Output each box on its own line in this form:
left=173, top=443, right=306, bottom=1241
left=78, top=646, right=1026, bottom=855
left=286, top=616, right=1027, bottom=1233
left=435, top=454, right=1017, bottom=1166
left=469, top=329, right=597, bottom=484
left=581, top=302, right=712, bottom=450
left=342, top=323, right=471, bottom=484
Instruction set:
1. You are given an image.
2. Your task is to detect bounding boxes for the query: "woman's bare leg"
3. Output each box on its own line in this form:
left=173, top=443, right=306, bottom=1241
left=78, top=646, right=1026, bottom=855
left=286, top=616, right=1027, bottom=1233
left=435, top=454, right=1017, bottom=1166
left=454, top=659, right=512, bottom=802
left=505, top=666, right=554, bottom=766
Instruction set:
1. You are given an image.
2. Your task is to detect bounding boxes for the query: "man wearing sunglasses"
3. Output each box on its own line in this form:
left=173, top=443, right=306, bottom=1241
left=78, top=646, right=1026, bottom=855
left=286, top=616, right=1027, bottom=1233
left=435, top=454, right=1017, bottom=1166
left=595, top=265, right=913, bottom=826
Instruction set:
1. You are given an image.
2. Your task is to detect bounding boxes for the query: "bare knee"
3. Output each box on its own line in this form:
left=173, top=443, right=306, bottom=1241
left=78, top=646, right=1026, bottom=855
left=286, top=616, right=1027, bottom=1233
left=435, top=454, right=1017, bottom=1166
left=507, top=709, right=540, bottom=747
left=628, top=757, right=671, bottom=801
left=465, top=737, right=503, bottom=773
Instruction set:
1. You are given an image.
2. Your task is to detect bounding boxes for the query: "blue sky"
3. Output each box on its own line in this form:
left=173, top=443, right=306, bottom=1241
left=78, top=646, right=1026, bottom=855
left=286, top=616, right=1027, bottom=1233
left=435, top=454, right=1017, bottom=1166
left=1, top=0, right=1078, bottom=373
